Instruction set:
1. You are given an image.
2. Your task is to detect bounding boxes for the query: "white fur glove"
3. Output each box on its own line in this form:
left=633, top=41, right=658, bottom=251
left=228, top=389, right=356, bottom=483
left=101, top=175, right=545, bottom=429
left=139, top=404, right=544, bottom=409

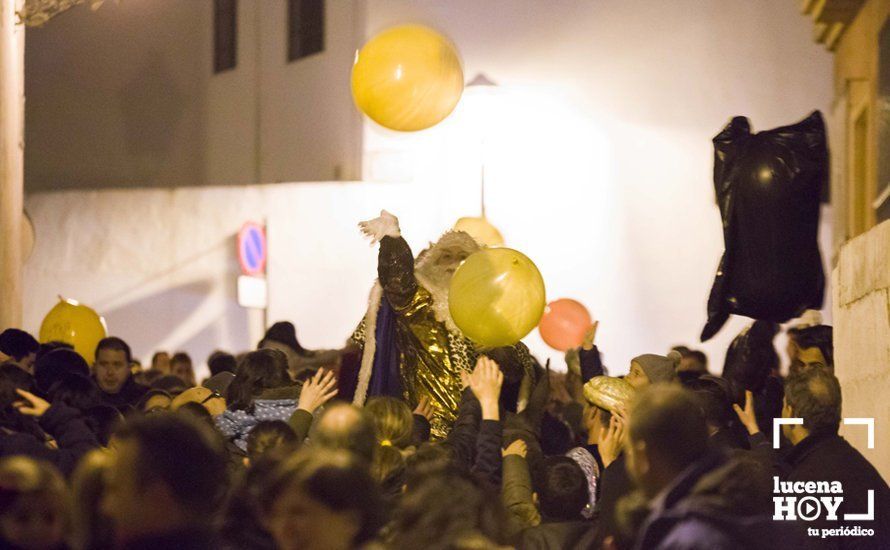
left=359, top=210, right=401, bottom=244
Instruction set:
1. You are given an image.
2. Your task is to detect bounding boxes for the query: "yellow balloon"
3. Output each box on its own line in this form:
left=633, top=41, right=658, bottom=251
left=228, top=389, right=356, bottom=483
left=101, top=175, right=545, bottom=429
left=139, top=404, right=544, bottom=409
left=449, top=248, right=546, bottom=347
left=352, top=25, right=464, bottom=132
left=453, top=216, right=505, bottom=247
left=39, top=297, right=108, bottom=364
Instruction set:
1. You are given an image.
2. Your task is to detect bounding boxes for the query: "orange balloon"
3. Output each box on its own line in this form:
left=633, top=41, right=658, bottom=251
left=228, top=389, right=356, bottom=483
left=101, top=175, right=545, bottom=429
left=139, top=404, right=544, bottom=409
left=538, top=299, right=592, bottom=351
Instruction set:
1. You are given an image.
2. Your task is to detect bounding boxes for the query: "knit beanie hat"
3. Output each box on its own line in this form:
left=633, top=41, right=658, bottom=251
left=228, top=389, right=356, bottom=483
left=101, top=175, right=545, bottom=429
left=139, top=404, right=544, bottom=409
left=631, top=352, right=680, bottom=384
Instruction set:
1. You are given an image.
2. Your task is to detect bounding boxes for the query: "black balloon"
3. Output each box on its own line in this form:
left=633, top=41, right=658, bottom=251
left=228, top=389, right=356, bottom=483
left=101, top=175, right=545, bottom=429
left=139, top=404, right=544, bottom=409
left=701, top=111, right=827, bottom=341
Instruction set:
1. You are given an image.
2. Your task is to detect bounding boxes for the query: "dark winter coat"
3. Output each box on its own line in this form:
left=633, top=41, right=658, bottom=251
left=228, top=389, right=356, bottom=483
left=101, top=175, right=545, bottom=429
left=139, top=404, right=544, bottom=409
left=632, top=451, right=805, bottom=550
left=784, top=432, right=890, bottom=549
left=0, top=403, right=100, bottom=476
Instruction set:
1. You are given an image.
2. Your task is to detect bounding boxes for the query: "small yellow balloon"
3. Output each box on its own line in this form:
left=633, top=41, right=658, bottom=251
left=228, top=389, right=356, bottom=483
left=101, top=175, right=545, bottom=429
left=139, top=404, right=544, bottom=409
left=39, top=297, right=108, bottom=364
left=453, top=216, right=505, bottom=247
left=449, top=248, right=546, bottom=347
left=352, top=25, right=464, bottom=132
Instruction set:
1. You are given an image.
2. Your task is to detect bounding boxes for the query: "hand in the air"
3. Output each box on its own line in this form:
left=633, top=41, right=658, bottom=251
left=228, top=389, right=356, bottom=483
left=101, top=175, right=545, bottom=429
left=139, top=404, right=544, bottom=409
left=413, top=395, right=434, bottom=421
left=581, top=321, right=599, bottom=350
left=298, top=369, right=339, bottom=414
left=599, top=413, right=626, bottom=468
left=359, top=210, right=401, bottom=244
left=469, top=356, right=503, bottom=420
left=732, top=390, right=761, bottom=436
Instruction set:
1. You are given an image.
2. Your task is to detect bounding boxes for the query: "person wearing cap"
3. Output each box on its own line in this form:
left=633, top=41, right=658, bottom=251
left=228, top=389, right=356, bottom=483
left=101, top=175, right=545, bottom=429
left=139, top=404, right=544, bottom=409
left=624, top=353, right=680, bottom=390
left=259, top=321, right=342, bottom=378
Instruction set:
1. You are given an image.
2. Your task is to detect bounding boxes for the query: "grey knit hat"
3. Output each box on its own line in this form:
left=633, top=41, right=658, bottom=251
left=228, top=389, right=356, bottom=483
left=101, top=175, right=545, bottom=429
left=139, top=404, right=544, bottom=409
left=631, top=352, right=680, bottom=384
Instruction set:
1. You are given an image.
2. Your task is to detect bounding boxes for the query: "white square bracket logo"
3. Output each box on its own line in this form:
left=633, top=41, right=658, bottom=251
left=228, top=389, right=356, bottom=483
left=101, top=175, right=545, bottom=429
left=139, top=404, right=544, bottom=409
left=843, top=418, right=875, bottom=449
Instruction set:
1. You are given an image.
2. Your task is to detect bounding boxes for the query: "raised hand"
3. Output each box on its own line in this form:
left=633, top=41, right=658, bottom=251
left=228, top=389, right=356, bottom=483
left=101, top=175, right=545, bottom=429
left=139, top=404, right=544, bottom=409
left=14, top=389, right=51, bottom=418
left=502, top=438, right=528, bottom=458
left=298, top=369, right=339, bottom=414
left=581, top=321, right=599, bottom=350
left=599, top=413, right=626, bottom=468
left=732, top=390, right=761, bottom=435
left=469, top=356, right=503, bottom=420
left=413, top=395, right=434, bottom=421
left=358, top=210, right=401, bottom=244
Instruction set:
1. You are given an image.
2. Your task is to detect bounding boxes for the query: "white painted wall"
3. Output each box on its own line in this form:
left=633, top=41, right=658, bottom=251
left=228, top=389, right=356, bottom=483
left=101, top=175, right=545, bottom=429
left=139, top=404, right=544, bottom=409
left=22, top=0, right=835, bottom=376
left=360, top=0, right=835, bottom=371
left=24, top=0, right=361, bottom=190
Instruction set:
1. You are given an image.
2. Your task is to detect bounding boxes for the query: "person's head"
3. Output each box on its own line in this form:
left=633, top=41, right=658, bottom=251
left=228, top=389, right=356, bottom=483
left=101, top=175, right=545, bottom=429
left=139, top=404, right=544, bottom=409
left=722, top=320, right=779, bottom=392
left=34, top=348, right=90, bottom=394
left=48, top=372, right=102, bottom=411
left=175, top=401, right=214, bottom=426
left=532, top=456, right=589, bottom=522
left=137, top=389, right=173, bottom=414
left=150, top=351, right=170, bottom=374
left=207, top=351, right=237, bottom=377
left=364, top=396, right=413, bottom=449
left=782, top=366, right=841, bottom=445
left=790, top=325, right=833, bottom=374
left=71, top=449, right=114, bottom=550
left=102, top=414, right=227, bottom=542
left=312, top=403, right=376, bottom=464
left=625, top=353, right=679, bottom=389
left=370, top=444, right=406, bottom=505
left=260, top=322, right=307, bottom=375
left=247, top=420, right=298, bottom=462
left=625, top=385, right=708, bottom=498
left=93, top=337, right=132, bottom=395
left=228, top=349, right=292, bottom=411
left=0, top=364, right=35, bottom=396
left=0, top=456, right=69, bottom=550
left=582, top=403, right=612, bottom=444
left=171, top=386, right=226, bottom=416
left=539, top=412, right=574, bottom=455
left=169, top=352, right=195, bottom=385
left=260, top=449, right=385, bottom=550
left=390, top=465, right=507, bottom=549
left=0, top=330, right=39, bottom=375
left=686, top=375, right=734, bottom=435
left=678, top=350, right=708, bottom=374
left=150, top=375, right=189, bottom=396
left=415, top=231, right=480, bottom=292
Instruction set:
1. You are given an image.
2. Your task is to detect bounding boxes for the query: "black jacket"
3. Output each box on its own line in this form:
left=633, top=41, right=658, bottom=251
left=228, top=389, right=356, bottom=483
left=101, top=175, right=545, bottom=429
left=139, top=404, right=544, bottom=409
left=0, top=403, right=100, bottom=476
left=633, top=451, right=804, bottom=550
left=99, top=376, right=148, bottom=411
left=784, top=432, right=890, bottom=549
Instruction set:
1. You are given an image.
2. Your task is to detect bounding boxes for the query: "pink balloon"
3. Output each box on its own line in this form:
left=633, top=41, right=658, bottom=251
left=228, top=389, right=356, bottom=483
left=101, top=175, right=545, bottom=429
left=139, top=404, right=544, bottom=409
left=538, top=299, right=592, bottom=351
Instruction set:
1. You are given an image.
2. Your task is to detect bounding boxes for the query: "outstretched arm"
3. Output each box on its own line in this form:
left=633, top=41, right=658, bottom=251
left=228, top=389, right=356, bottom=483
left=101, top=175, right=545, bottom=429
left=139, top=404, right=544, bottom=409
left=359, top=210, right=418, bottom=310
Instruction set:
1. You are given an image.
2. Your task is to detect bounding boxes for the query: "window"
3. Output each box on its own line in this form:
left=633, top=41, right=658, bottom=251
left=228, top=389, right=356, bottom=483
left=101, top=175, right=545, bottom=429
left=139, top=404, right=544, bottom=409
left=288, top=0, right=325, bottom=62
left=214, top=0, right=237, bottom=73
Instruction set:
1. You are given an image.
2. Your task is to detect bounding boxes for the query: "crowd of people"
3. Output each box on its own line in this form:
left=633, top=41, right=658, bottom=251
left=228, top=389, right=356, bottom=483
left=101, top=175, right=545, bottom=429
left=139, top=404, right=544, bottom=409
left=0, top=313, right=886, bottom=549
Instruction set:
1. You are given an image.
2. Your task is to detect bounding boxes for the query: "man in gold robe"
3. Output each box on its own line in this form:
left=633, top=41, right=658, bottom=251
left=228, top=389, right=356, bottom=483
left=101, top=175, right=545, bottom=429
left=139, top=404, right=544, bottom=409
left=352, top=210, right=535, bottom=437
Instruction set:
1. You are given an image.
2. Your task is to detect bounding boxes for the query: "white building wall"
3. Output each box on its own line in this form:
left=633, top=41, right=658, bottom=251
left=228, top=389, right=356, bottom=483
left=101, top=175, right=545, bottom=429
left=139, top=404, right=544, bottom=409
left=22, top=0, right=835, bottom=375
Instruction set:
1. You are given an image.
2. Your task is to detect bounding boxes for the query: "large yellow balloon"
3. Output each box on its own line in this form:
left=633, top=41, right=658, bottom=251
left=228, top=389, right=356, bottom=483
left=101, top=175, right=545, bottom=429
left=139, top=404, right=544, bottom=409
left=352, top=25, right=464, bottom=132
left=39, top=297, right=108, bottom=364
left=454, top=216, right=505, bottom=247
left=449, top=248, right=545, bottom=347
